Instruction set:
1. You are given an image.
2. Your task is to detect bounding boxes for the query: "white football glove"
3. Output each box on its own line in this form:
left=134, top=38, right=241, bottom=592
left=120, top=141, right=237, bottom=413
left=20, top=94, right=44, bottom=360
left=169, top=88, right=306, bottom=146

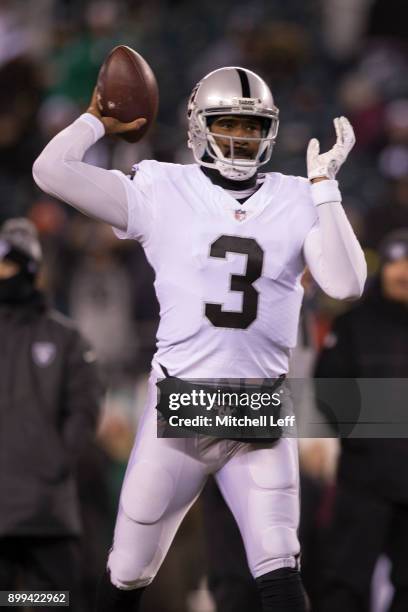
left=307, top=116, right=356, bottom=181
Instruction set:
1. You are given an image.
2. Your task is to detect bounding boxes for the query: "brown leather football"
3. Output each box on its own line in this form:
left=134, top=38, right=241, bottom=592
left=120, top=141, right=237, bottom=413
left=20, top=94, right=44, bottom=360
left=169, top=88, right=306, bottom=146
left=96, top=45, right=159, bottom=143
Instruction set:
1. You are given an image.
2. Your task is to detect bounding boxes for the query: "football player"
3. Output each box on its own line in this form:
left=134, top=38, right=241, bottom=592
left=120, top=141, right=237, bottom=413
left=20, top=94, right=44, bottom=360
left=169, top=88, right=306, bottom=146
left=33, top=67, right=367, bottom=612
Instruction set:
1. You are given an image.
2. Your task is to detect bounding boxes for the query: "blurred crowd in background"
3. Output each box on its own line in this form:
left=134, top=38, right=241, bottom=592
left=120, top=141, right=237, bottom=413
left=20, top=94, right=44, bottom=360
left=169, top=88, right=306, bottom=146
left=0, top=0, right=407, bottom=610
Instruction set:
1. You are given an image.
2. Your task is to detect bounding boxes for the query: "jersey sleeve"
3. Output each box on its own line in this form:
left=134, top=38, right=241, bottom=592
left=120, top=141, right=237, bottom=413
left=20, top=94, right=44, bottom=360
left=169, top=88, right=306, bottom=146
left=111, top=160, right=157, bottom=245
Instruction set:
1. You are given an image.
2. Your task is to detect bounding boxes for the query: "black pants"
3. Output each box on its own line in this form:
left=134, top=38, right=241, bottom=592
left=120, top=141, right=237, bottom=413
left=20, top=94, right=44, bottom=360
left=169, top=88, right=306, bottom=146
left=0, top=536, right=80, bottom=611
left=319, top=484, right=408, bottom=612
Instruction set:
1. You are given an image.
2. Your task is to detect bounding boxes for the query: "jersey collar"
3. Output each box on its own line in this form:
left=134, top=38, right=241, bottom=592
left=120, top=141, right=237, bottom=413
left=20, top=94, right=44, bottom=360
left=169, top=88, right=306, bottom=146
left=195, top=165, right=283, bottom=225
left=200, top=165, right=258, bottom=192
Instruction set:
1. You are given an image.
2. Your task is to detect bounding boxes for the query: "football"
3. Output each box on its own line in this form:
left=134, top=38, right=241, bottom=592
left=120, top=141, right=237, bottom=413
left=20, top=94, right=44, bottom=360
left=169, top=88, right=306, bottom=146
left=96, top=45, right=159, bottom=143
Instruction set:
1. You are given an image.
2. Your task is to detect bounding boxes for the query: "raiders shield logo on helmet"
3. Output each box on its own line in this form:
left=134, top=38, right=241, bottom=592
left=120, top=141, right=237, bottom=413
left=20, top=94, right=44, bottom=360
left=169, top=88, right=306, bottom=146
left=32, top=342, right=56, bottom=367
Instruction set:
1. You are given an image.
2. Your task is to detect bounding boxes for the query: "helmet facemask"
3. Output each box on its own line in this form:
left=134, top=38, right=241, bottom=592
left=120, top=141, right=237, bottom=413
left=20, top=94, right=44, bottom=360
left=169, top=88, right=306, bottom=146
left=205, top=114, right=277, bottom=180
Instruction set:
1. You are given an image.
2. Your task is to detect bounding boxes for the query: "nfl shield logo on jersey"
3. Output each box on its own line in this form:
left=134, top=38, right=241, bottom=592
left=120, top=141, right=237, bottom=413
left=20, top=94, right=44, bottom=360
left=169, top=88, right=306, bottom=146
left=32, top=342, right=56, bottom=367
left=234, top=209, right=247, bottom=222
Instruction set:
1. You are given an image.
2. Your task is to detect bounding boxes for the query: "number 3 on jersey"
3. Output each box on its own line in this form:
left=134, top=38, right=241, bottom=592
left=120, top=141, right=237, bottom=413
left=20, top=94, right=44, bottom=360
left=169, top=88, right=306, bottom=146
left=205, top=235, right=264, bottom=329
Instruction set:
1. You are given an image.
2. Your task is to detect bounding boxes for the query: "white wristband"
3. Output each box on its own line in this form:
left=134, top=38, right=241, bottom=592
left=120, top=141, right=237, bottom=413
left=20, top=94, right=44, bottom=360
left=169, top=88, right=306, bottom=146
left=79, top=113, right=106, bottom=141
left=310, top=179, right=341, bottom=207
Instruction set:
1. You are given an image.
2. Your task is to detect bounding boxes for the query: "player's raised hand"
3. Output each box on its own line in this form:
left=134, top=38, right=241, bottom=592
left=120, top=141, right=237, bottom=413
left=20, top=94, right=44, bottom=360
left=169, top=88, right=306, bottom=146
left=86, top=87, right=147, bottom=136
left=307, top=116, right=356, bottom=181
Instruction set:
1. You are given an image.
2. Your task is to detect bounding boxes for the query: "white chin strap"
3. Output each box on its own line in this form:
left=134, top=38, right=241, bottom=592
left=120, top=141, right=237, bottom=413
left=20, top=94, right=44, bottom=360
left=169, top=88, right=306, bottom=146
left=215, top=159, right=258, bottom=181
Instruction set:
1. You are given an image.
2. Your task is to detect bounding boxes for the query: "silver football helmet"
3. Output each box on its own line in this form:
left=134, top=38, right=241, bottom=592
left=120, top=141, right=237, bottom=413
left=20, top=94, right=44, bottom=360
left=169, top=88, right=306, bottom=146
left=187, top=67, right=279, bottom=180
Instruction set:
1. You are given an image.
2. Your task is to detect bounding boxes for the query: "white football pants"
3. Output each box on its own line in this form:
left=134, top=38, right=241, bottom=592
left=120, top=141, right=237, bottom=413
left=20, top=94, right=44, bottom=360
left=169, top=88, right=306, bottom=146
left=108, top=372, right=300, bottom=589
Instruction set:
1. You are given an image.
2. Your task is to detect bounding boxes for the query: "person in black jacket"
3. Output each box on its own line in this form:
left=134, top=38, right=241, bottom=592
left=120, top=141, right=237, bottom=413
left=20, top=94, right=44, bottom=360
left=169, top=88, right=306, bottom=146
left=315, top=229, right=408, bottom=612
left=0, top=218, right=103, bottom=610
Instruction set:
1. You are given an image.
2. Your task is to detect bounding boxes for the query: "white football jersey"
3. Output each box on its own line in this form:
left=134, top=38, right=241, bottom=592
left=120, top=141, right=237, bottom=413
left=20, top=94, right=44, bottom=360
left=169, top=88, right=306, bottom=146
left=113, top=161, right=317, bottom=378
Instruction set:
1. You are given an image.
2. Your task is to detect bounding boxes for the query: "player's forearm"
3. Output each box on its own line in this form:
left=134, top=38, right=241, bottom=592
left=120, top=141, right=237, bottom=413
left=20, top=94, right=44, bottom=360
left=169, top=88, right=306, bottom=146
left=32, top=113, right=128, bottom=231
left=303, top=180, right=367, bottom=300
